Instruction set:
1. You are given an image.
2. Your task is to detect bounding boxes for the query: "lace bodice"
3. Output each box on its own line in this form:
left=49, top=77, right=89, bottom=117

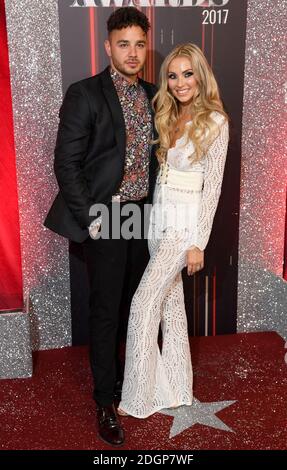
left=167, top=126, right=205, bottom=173
left=167, top=112, right=229, bottom=251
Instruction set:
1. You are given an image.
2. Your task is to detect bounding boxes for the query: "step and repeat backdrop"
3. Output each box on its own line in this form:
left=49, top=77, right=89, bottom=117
left=57, top=0, right=247, bottom=343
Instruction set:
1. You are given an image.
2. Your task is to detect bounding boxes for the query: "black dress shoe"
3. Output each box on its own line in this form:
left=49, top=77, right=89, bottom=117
left=114, top=379, right=123, bottom=401
left=97, top=403, right=125, bottom=446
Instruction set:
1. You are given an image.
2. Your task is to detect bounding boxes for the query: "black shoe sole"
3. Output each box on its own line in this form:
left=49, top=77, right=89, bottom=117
left=98, top=434, right=125, bottom=447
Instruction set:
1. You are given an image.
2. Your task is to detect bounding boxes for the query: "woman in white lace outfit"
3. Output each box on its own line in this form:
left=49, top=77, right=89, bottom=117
left=118, top=43, right=229, bottom=418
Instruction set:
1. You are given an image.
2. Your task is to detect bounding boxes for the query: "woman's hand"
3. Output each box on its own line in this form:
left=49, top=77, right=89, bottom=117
left=186, top=246, right=204, bottom=276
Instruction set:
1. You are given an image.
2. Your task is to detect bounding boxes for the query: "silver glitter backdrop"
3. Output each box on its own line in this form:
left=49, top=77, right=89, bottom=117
left=4, top=0, right=71, bottom=350
left=238, top=0, right=287, bottom=339
left=0, top=313, right=32, bottom=379
left=1, top=0, right=286, bottom=366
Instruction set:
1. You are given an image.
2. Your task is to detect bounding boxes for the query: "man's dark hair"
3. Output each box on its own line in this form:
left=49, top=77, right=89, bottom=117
left=107, top=7, right=150, bottom=34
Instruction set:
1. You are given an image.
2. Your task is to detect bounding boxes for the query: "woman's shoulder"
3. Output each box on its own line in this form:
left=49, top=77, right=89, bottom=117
left=209, top=111, right=227, bottom=126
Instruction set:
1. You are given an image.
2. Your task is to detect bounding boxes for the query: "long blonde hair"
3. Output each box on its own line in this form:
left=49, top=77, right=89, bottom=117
left=153, top=43, right=228, bottom=163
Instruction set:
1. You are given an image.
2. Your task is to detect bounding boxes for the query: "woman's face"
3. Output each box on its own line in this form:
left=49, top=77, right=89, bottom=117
left=167, top=56, right=197, bottom=106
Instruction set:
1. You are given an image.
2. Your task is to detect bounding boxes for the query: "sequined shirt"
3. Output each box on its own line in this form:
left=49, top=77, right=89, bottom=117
left=110, top=68, right=152, bottom=201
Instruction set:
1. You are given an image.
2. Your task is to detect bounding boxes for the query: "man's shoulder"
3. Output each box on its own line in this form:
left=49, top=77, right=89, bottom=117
left=140, top=78, right=157, bottom=90
left=139, top=78, right=158, bottom=97
left=67, top=68, right=112, bottom=97
left=68, top=72, right=103, bottom=93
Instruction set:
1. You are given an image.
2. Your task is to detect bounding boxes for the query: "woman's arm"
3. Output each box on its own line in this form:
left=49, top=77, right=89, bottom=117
left=193, top=118, right=229, bottom=252
left=186, top=118, right=229, bottom=275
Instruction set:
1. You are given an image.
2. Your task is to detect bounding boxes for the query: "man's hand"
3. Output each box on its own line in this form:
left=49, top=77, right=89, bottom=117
left=186, top=246, right=204, bottom=276
left=88, top=216, right=102, bottom=240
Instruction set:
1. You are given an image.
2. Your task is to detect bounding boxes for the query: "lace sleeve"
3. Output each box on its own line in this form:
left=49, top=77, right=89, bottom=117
left=192, top=119, right=229, bottom=251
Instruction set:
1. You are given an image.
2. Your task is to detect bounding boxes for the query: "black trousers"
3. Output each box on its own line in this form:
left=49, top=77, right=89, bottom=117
left=82, top=199, right=149, bottom=406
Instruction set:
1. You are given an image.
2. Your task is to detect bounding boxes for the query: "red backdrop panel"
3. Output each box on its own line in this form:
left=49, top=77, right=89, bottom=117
left=284, top=187, right=287, bottom=281
left=0, top=0, right=23, bottom=310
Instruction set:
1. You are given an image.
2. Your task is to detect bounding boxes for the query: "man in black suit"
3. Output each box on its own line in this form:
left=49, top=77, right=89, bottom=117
left=44, top=7, right=157, bottom=446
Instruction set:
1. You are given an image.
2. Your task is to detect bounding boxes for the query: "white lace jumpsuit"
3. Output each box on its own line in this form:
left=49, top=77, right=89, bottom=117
left=119, top=113, right=229, bottom=418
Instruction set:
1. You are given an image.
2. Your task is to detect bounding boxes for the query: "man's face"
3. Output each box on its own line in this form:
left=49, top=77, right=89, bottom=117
left=105, top=26, right=147, bottom=81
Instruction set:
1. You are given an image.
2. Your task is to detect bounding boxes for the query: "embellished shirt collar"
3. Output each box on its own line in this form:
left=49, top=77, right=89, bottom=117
left=110, top=67, right=139, bottom=92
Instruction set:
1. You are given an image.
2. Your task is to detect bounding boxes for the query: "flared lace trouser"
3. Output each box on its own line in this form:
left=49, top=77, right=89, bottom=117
left=119, top=222, right=193, bottom=418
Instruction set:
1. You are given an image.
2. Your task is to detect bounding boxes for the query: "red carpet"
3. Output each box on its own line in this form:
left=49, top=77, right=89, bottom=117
left=0, top=332, right=286, bottom=450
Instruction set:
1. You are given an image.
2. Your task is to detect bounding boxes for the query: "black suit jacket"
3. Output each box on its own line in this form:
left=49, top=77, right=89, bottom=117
left=44, top=67, right=158, bottom=243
